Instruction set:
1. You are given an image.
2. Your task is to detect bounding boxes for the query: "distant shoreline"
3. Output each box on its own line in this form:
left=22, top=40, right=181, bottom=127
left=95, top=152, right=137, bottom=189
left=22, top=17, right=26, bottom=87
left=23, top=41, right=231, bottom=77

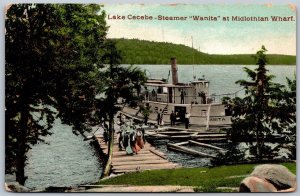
left=114, top=39, right=296, bottom=65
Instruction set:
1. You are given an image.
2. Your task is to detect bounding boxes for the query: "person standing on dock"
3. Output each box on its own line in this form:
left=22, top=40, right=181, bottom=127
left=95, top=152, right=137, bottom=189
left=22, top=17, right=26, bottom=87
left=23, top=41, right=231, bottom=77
left=170, top=111, right=175, bottom=126
left=125, top=123, right=134, bottom=155
left=157, top=109, right=162, bottom=125
left=103, top=122, right=109, bottom=144
left=185, top=111, right=190, bottom=129
left=144, top=87, right=149, bottom=101
left=117, top=121, right=126, bottom=151
left=119, top=114, right=125, bottom=124
left=160, top=109, right=164, bottom=125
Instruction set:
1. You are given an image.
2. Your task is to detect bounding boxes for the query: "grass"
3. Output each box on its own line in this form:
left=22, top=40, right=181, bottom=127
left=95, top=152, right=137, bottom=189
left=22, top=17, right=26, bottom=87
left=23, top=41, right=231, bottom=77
left=98, top=162, right=296, bottom=192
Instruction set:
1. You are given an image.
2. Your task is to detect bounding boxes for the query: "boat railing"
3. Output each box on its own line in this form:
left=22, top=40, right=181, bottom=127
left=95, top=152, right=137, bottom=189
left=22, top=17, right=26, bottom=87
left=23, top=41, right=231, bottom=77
left=208, top=89, right=244, bottom=103
left=144, top=94, right=208, bottom=104
left=143, top=88, right=244, bottom=104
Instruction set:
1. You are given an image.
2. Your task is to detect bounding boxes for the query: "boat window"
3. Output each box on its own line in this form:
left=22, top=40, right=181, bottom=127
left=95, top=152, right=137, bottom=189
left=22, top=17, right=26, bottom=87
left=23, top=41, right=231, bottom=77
left=163, top=87, right=168, bottom=93
left=157, top=87, right=162, bottom=94
left=201, top=110, right=207, bottom=116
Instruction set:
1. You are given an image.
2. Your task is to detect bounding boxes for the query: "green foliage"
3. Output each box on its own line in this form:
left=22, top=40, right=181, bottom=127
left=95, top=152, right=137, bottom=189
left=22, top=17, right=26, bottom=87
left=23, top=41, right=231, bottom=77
left=6, top=4, right=149, bottom=183
left=5, top=4, right=107, bottom=184
left=96, top=41, right=148, bottom=177
left=138, top=104, right=152, bottom=124
left=96, top=41, right=148, bottom=121
left=211, top=142, right=245, bottom=166
left=276, top=76, right=296, bottom=159
left=113, top=39, right=296, bottom=65
left=98, top=162, right=296, bottom=192
left=140, top=106, right=151, bottom=117
left=52, top=4, right=108, bottom=133
left=223, top=46, right=295, bottom=161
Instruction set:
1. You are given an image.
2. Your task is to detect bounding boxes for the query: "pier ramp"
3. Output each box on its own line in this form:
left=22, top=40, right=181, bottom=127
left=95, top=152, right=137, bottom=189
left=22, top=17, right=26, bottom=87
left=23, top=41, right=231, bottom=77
left=95, top=134, right=179, bottom=175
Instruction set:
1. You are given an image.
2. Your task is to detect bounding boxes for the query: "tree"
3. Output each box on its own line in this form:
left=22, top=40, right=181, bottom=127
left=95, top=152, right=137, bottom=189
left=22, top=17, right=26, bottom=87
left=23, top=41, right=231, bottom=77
left=5, top=4, right=107, bottom=185
left=211, top=142, right=245, bottom=166
left=223, top=46, right=285, bottom=161
left=97, top=41, right=147, bottom=177
left=139, top=104, right=151, bottom=124
left=277, top=76, right=296, bottom=159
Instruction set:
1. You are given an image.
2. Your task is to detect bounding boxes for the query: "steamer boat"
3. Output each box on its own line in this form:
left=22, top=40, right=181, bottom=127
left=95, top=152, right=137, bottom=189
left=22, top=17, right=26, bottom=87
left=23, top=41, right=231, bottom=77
left=120, top=57, right=233, bottom=128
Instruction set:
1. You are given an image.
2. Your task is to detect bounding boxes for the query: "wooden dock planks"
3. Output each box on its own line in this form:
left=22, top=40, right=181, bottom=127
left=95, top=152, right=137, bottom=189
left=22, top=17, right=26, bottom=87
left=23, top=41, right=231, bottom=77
left=188, top=140, right=227, bottom=151
left=146, top=128, right=228, bottom=142
left=95, top=134, right=179, bottom=175
left=167, top=143, right=217, bottom=158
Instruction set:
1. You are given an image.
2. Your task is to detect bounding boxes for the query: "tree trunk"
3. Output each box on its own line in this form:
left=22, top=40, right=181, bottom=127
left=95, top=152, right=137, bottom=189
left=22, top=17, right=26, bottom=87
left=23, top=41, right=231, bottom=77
left=256, top=119, right=263, bottom=161
left=102, top=115, right=114, bottom=178
left=16, top=105, right=29, bottom=185
left=256, top=129, right=260, bottom=161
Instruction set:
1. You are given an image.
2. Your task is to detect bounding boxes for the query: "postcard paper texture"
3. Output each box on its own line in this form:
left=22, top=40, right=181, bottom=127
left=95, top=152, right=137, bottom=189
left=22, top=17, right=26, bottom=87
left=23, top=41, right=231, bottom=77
left=5, top=3, right=296, bottom=193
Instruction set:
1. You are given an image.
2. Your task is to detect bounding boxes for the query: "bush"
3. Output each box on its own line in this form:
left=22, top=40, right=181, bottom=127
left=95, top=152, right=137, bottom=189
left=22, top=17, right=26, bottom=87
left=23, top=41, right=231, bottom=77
left=211, top=142, right=245, bottom=166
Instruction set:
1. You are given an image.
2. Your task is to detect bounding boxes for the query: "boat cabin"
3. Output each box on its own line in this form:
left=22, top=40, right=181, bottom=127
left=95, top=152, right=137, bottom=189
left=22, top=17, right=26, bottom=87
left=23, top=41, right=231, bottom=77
left=144, top=79, right=210, bottom=105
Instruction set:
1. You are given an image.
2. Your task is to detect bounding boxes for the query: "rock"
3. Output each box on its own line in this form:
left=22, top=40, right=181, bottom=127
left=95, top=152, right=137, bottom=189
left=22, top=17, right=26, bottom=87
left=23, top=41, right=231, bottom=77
left=250, top=164, right=296, bottom=190
left=239, top=176, right=277, bottom=192
left=6, top=182, right=30, bottom=192
left=5, top=183, right=12, bottom=192
left=239, top=164, right=296, bottom=192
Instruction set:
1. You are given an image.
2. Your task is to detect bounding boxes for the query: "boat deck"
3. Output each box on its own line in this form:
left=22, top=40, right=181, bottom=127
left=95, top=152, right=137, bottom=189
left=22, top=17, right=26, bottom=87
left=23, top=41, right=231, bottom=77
left=95, top=134, right=180, bottom=175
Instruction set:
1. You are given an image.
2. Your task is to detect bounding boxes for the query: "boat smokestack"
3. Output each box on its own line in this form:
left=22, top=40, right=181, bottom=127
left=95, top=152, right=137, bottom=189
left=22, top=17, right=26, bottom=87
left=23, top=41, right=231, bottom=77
left=171, top=57, right=178, bottom=84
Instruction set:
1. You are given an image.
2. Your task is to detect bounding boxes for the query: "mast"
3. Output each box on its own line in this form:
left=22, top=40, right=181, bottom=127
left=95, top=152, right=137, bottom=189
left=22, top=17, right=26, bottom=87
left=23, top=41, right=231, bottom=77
left=193, top=66, right=196, bottom=80
left=191, top=36, right=196, bottom=80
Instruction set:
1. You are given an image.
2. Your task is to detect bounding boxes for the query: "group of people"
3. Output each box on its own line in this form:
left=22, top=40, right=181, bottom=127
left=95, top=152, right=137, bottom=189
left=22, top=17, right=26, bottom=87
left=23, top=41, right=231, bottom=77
left=156, top=109, right=190, bottom=129
left=156, top=109, right=163, bottom=125
left=170, top=110, right=190, bottom=128
left=117, top=122, right=145, bottom=155
left=143, top=88, right=159, bottom=101
left=145, top=88, right=187, bottom=104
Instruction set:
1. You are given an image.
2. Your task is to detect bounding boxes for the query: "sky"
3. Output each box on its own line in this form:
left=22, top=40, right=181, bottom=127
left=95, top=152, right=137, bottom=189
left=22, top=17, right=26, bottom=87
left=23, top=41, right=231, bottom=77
left=103, top=4, right=296, bottom=55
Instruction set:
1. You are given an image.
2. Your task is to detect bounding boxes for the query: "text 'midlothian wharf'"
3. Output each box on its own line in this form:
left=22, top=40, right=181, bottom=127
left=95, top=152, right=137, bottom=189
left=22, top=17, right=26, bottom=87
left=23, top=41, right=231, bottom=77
left=232, top=15, right=295, bottom=21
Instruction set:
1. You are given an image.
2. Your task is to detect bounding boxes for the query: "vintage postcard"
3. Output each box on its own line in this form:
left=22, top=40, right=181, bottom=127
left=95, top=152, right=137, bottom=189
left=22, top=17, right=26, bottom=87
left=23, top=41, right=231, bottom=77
left=5, top=3, right=296, bottom=193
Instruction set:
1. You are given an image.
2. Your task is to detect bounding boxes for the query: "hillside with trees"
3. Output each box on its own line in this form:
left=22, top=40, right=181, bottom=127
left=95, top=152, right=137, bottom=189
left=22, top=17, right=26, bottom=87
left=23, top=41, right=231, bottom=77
left=113, top=38, right=296, bottom=65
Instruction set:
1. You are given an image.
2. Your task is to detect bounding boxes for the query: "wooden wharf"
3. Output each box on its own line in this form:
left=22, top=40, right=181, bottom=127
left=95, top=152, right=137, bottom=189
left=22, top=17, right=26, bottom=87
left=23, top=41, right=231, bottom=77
left=145, top=126, right=228, bottom=142
left=167, top=140, right=227, bottom=158
left=94, top=134, right=180, bottom=175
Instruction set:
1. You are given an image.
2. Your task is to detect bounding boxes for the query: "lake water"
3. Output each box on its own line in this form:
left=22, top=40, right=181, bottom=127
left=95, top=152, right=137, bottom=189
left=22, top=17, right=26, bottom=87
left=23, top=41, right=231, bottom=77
left=22, top=64, right=295, bottom=189
left=24, top=119, right=102, bottom=190
left=137, top=64, right=296, bottom=96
